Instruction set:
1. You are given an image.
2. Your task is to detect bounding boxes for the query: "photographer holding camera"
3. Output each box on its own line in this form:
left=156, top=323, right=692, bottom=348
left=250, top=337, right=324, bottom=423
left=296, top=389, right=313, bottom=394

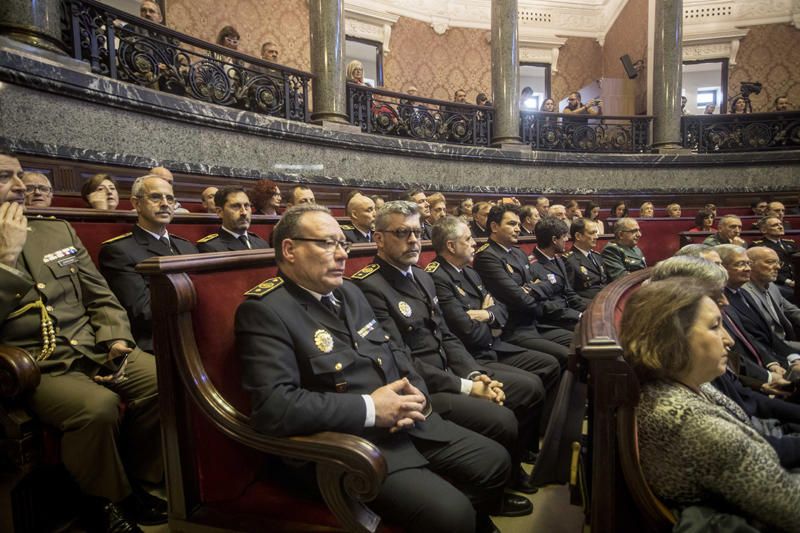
left=563, top=91, right=602, bottom=115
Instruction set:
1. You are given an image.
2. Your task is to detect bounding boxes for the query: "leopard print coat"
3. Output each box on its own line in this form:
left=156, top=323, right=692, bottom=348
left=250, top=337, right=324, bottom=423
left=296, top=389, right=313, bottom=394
left=637, top=380, right=800, bottom=532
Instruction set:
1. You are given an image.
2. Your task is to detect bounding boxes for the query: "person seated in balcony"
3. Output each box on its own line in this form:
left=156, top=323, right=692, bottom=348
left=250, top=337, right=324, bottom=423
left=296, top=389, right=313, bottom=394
left=99, top=175, right=198, bottom=352
left=564, top=200, right=582, bottom=222
left=584, top=200, right=605, bottom=234
left=620, top=277, right=800, bottom=532
left=518, top=205, right=540, bottom=236
left=680, top=96, right=688, bottom=115
left=0, top=153, right=166, bottom=532
left=601, top=217, right=646, bottom=280
left=519, top=86, right=534, bottom=111
left=774, top=95, right=792, bottom=112
left=250, top=179, right=281, bottom=216
left=197, top=186, right=269, bottom=252
left=346, top=60, right=369, bottom=86
left=427, top=193, right=448, bottom=226
left=564, top=218, right=608, bottom=301
left=547, top=204, right=568, bottom=222
left=704, top=104, right=716, bottom=114
left=703, top=215, right=744, bottom=247
left=441, top=88, right=469, bottom=117
left=665, top=203, right=682, bottom=218
left=749, top=216, right=796, bottom=299
left=148, top=166, right=189, bottom=213
left=562, top=91, right=601, bottom=116
left=342, top=191, right=375, bottom=244
left=81, top=173, right=120, bottom=211
left=539, top=98, right=556, bottom=112
left=457, top=197, right=474, bottom=223
left=639, top=201, right=655, bottom=218
left=260, top=41, right=279, bottom=63
left=22, top=171, right=53, bottom=208
left=406, top=189, right=432, bottom=239
left=688, top=208, right=715, bottom=234
left=730, top=96, right=749, bottom=114
left=285, top=185, right=315, bottom=208
left=476, top=93, right=491, bottom=106
left=210, top=25, right=244, bottom=92
left=743, top=246, right=800, bottom=343
left=766, top=200, right=792, bottom=230
left=200, top=186, right=218, bottom=213
left=236, top=204, right=514, bottom=532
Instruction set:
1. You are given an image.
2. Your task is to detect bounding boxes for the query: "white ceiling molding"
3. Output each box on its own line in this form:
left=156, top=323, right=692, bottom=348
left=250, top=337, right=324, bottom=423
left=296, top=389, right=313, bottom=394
left=518, top=35, right=567, bottom=71
left=344, top=5, right=400, bottom=53
left=682, top=28, right=749, bottom=64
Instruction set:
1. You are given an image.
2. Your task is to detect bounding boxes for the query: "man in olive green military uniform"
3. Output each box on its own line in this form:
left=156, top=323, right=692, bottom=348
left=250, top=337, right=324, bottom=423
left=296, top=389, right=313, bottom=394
left=0, top=154, right=164, bottom=531
left=600, top=217, right=646, bottom=281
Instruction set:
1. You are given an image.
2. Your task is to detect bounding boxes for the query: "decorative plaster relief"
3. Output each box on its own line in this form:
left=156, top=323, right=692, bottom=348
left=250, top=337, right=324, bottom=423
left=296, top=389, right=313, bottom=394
left=344, top=5, right=399, bottom=53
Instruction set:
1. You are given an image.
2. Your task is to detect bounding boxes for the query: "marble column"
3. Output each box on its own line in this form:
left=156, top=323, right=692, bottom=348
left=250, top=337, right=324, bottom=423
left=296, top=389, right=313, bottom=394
left=491, top=0, right=521, bottom=146
left=651, top=0, right=684, bottom=151
left=0, top=0, right=68, bottom=55
left=308, top=0, right=348, bottom=124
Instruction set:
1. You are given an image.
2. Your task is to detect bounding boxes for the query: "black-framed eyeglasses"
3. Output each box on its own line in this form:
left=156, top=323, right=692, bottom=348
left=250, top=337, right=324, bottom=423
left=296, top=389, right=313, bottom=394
left=378, top=228, right=423, bottom=240
left=25, top=185, right=53, bottom=194
left=291, top=237, right=351, bottom=253
left=138, top=193, right=176, bottom=205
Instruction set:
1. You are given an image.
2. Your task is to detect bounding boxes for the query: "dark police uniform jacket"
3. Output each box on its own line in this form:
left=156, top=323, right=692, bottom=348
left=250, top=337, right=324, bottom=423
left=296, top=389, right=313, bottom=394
left=600, top=241, right=646, bottom=281
left=750, top=237, right=797, bottom=286
left=351, top=256, right=487, bottom=394
left=341, top=224, right=372, bottom=243
left=1, top=218, right=135, bottom=374
left=421, top=221, right=433, bottom=241
left=235, top=275, right=458, bottom=474
left=563, top=247, right=608, bottom=300
left=469, top=220, right=490, bottom=239
left=196, top=227, right=270, bottom=252
left=99, top=224, right=198, bottom=352
left=529, top=247, right=586, bottom=329
left=426, top=257, right=527, bottom=363
left=472, top=239, right=556, bottom=336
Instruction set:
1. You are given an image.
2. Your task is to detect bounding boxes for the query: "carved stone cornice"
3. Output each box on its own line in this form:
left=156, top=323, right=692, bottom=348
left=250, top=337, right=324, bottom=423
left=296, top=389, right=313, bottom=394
left=344, top=5, right=399, bottom=53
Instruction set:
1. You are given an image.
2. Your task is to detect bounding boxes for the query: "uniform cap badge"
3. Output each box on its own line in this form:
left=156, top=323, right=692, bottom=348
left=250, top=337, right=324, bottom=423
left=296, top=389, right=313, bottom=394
left=314, top=329, right=334, bottom=353
left=398, top=301, right=413, bottom=317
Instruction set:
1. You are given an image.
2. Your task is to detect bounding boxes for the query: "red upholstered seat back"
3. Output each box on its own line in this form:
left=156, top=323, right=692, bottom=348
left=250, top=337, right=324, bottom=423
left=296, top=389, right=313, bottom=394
left=187, top=263, right=279, bottom=502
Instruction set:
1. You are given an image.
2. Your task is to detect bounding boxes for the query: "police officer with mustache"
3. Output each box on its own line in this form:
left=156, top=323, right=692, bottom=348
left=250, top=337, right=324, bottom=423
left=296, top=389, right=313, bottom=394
left=197, top=186, right=270, bottom=252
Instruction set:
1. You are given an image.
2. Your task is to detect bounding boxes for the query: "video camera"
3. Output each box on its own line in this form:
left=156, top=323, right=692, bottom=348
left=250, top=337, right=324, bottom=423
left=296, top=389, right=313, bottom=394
left=740, top=81, right=762, bottom=98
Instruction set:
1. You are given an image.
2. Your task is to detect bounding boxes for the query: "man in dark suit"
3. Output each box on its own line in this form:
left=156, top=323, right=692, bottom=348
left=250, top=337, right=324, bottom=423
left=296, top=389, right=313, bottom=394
left=750, top=216, right=796, bottom=302
left=0, top=153, right=164, bottom=532
left=469, top=202, right=491, bottom=238
left=530, top=217, right=586, bottom=330
left=99, top=174, right=198, bottom=352
left=352, top=201, right=542, bottom=504
left=564, top=218, right=608, bottom=301
left=472, top=204, right=571, bottom=365
left=197, top=186, right=270, bottom=252
left=236, top=204, right=510, bottom=532
left=518, top=206, right=539, bottom=237
left=341, top=191, right=375, bottom=243
left=406, top=189, right=433, bottom=240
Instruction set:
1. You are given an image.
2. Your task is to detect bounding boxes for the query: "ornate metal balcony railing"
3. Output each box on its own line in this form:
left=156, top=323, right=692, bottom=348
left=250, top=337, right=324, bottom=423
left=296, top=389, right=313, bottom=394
left=64, top=0, right=310, bottom=122
left=681, top=112, right=800, bottom=152
left=347, top=84, right=493, bottom=146
left=521, top=112, right=653, bottom=153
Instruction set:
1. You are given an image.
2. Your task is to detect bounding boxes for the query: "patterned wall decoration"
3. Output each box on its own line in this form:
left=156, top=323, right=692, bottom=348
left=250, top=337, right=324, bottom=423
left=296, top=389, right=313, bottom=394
left=602, top=0, right=648, bottom=113
left=551, top=37, right=603, bottom=102
left=165, top=0, right=311, bottom=71
left=728, top=24, right=800, bottom=113
left=382, top=17, right=491, bottom=102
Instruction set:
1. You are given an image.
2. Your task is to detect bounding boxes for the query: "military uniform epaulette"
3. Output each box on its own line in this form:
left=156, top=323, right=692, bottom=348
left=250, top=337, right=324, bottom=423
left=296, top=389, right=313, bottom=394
left=563, top=251, right=574, bottom=258
left=476, top=242, right=490, bottom=253
left=197, top=233, right=219, bottom=244
left=102, top=232, right=133, bottom=245
left=340, top=224, right=355, bottom=230
left=752, top=239, right=764, bottom=245
left=350, top=263, right=380, bottom=280
left=424, top=261, right=440, bottom=273
left=244, top=276, right=284, bottom=297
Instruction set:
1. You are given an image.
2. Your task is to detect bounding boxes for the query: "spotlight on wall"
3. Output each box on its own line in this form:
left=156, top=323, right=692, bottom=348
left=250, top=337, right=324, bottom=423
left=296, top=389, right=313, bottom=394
left=620, top=54, right=645, bottom=79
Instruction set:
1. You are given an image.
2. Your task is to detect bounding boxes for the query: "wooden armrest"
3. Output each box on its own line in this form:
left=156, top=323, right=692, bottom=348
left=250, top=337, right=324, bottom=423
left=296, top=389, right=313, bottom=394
left=0, top=345, right=40, bottom=399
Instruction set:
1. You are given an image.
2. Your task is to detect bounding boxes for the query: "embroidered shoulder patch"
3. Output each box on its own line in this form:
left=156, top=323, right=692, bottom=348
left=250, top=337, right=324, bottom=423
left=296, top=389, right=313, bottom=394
left=101, top=232, right=132, bottom=245
left=424, top=261, right=440, bottom=273
left=351, top=263, right=380, bottom=280
left=476, top=242, right=490, bottom=253
left=197, top=233, right=219, bottom=243
left=244, top=277, right=284, bottom=297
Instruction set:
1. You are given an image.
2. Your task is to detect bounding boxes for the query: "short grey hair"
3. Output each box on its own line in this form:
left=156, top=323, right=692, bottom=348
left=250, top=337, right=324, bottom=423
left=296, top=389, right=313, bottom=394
left=675, top=243, right=713, bottom=258
left=651, top=256, right=728, bottom=289
left=614, top=217, right=638, bottom=237
left=431, top=215, right=468, bottom=254
left=273, top=204, right=332, bottom=263
left=131, top=174, right=169, bottom=198
left=718, top=214, right=741, bottom=227
left=375, top=200, right=419, bottom=232
left=715, top=244, right=748, bottom=266
left=756, top=215, right=779, bottom=230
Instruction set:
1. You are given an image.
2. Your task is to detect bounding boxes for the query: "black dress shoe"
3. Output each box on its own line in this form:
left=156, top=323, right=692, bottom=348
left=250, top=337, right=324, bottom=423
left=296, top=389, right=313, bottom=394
left=512, top=470, right=539, bottom=494
left=494, top=493, right=533, bottom=517
left=100, top=501, right=143, bottom=533
left=121, top=489, right=168, bottom=526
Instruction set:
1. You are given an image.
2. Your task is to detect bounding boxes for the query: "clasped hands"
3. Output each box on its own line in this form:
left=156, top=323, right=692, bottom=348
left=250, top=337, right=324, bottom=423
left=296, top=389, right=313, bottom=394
left=470, top=374, right=505, bottom=405
left=372, top=378, right=429, bottom=433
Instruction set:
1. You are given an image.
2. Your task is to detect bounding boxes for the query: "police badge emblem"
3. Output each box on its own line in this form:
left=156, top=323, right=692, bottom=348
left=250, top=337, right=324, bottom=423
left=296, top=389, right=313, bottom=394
left=456, top=286, right=466, bottom=296
left=314, top=329, right=334, bottom=353
left=547, top=273, right=557, bottom=284
left=505, top=263, right=514, bottom=273
left=398, top=301, right=412, bottom=317
left=580, top=266, right=589, bottom=275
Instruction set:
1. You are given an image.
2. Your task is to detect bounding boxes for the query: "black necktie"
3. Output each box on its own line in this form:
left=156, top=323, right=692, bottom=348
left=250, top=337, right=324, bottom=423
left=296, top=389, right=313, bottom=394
left=160, top=236, right=174, bottom=255
left=238, top=234, right=251, bottom=249
left=321, top=295, right=341, bottom=318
